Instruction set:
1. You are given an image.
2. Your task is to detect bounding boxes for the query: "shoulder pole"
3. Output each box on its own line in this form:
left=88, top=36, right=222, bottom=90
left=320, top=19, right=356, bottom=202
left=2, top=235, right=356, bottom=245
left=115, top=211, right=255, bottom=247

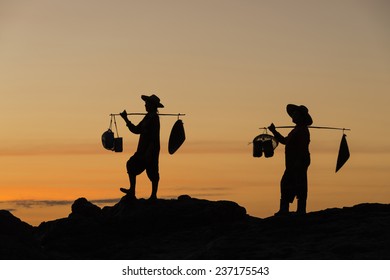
left=261, top=126, right=351, bottom=131
left=110, top=113, right=186, bottom=117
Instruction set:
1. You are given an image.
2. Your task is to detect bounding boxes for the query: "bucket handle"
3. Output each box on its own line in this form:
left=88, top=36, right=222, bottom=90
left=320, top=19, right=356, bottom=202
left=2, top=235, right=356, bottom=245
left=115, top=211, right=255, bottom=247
left=109, top=115, right=120, bottom=137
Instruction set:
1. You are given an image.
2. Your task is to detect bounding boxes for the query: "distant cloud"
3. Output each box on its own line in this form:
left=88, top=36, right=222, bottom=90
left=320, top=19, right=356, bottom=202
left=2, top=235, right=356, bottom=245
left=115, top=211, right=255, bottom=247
left=1, top=194, right=238, bottom=211
left=0, top=141, right=109, bottom=156
left=0, top=140, right=251, bottom=156
left=168, top=186, right=232, bottom=198
left=90, top=198, right=120, bottom=205
left=174, top=141, right=249, bottom=154
left=13, top=200, right=73, bottom=208
left=2, top=208, right=16, bottom=213
left=1, top=198, right=120, bottom=209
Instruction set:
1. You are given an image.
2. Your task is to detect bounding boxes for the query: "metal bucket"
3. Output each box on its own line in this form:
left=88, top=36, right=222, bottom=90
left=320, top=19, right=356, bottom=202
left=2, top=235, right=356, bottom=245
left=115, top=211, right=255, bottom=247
left=114, top=137, right=123, bottom=153
left=252, top=134, right=278, bottom=158
left=262, top=139, right=274, bottom=158
left=253, top=140, right=263, bottom=157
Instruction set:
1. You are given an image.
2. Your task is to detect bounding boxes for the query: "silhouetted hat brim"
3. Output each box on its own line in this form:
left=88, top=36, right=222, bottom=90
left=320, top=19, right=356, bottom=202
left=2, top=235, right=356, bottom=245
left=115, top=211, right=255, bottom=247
left=141, top=94, right=164, bottom=108
left=286, top=104, right=313, bottom=125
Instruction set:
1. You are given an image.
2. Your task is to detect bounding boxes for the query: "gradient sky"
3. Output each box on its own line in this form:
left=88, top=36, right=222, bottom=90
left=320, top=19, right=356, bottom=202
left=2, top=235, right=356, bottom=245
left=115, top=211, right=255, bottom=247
left=1, top=0, right=389, bottom=224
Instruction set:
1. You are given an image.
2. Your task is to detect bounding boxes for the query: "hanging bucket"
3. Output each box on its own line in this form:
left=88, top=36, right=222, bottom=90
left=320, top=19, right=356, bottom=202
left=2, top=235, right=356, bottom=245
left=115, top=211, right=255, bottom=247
left=263, top=139, right=274, bottom=158
left=252, top=134, right=278, bottom=158
left=253, top=140, right=263, bottom=157
left=102, top=115, right=123, bottom=152
left=102, top=129, right=115, bottom=151
left=114, top=137, right=123, bottom=153
left=168, top=119, right=186, bottom=155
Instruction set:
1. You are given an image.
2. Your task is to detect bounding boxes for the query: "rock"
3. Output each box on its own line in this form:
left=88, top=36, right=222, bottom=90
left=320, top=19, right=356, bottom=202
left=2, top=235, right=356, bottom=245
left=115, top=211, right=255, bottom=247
left=2, top=198, right=390, bottom=259
left=101, top=195, right=247, bottom=227
left=0, top=210, right=46, bottom=259
left=69, top=197, right=102, bottom=218
left=34, top=195, right=248, bottom=259
left=0, top=210, right=33, bottom=236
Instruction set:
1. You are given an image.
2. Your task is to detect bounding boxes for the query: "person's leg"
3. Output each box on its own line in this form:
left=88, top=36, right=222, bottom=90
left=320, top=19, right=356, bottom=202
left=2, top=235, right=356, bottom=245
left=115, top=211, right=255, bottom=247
left=149, top=179, right=159, bottom=200
left=146, top=159, right=159, bottom=200
left=120, top=173, right=136, bottom=198
left=296, top=169, right=308, bottom=215
left=127, top=173, right=136, bottom=197
left=297, top=199, right=306, bottom=214
left=275, top=198, right=289, bottom=216
left=275, top=170, right=290, bottom=216
left=120, top=156, right=144, bottom=198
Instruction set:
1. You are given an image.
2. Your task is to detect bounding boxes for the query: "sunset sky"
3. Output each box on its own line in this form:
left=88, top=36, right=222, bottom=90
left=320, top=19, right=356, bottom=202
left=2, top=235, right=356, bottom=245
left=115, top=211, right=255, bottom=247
left=1, top=0, right=389, bottom=225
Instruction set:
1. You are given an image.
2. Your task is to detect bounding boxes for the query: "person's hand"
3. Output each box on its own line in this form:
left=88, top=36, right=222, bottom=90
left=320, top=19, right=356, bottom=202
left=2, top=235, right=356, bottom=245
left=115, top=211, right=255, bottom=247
left=120, top=110, right=128, bottom=120
left=268, top=123, right=276, bottom=133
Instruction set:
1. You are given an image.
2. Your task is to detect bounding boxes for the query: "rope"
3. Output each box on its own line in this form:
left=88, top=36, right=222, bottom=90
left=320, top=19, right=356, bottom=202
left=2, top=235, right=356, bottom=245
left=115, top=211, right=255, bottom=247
left=109, top=115, right=113, bottom=130
left=112, top=115, right=120, bottom=137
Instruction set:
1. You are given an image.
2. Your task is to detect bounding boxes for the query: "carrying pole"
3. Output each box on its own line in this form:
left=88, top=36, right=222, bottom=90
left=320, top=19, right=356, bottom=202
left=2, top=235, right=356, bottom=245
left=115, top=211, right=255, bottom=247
left=110, top=113, right=185, bottom=117
left=261, top=126, right=351, bottom=131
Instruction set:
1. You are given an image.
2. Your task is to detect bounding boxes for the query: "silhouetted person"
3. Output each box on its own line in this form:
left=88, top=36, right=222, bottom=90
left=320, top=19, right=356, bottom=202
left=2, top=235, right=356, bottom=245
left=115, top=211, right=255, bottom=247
left=119, top=94, right=164, bottom=200
left=268, top=104, right=312, bottom=215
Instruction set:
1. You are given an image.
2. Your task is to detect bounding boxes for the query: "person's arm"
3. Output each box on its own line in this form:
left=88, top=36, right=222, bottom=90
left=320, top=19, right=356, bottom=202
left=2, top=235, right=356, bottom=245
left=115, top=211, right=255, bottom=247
left=268, top=123, right=286, bottom=144
left=120, top=110, right=141, bottom=134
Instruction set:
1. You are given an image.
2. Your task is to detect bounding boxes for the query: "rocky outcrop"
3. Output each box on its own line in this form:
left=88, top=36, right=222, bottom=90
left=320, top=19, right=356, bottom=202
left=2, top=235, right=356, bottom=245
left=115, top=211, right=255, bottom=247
left=35, top=195, right=248, bottom=259
left=0, top=196, right=389, bottom=260
left=0, top=210, right=45, bottom=259
left=198, top=203, right=390, bottom=259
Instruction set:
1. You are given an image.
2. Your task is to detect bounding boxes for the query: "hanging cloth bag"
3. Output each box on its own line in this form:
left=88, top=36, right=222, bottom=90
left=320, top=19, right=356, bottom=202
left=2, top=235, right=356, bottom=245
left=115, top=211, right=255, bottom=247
left=336, top=133, right=350, bottom=172
left=168, top=119, right=186, bottom=154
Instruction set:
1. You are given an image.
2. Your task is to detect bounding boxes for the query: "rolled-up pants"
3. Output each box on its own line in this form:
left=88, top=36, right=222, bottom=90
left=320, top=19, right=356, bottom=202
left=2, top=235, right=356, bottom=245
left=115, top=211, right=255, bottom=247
left=126, top=152, right=160, bottom=182
left=280, top=166, right=308, bottom=203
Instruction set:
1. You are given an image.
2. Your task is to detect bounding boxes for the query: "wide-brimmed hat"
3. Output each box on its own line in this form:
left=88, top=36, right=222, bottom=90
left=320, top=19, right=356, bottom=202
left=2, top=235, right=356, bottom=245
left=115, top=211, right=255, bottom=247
left=141, top=94, right=164, bottom=108
left=286, top=104, right=313, bottom=125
